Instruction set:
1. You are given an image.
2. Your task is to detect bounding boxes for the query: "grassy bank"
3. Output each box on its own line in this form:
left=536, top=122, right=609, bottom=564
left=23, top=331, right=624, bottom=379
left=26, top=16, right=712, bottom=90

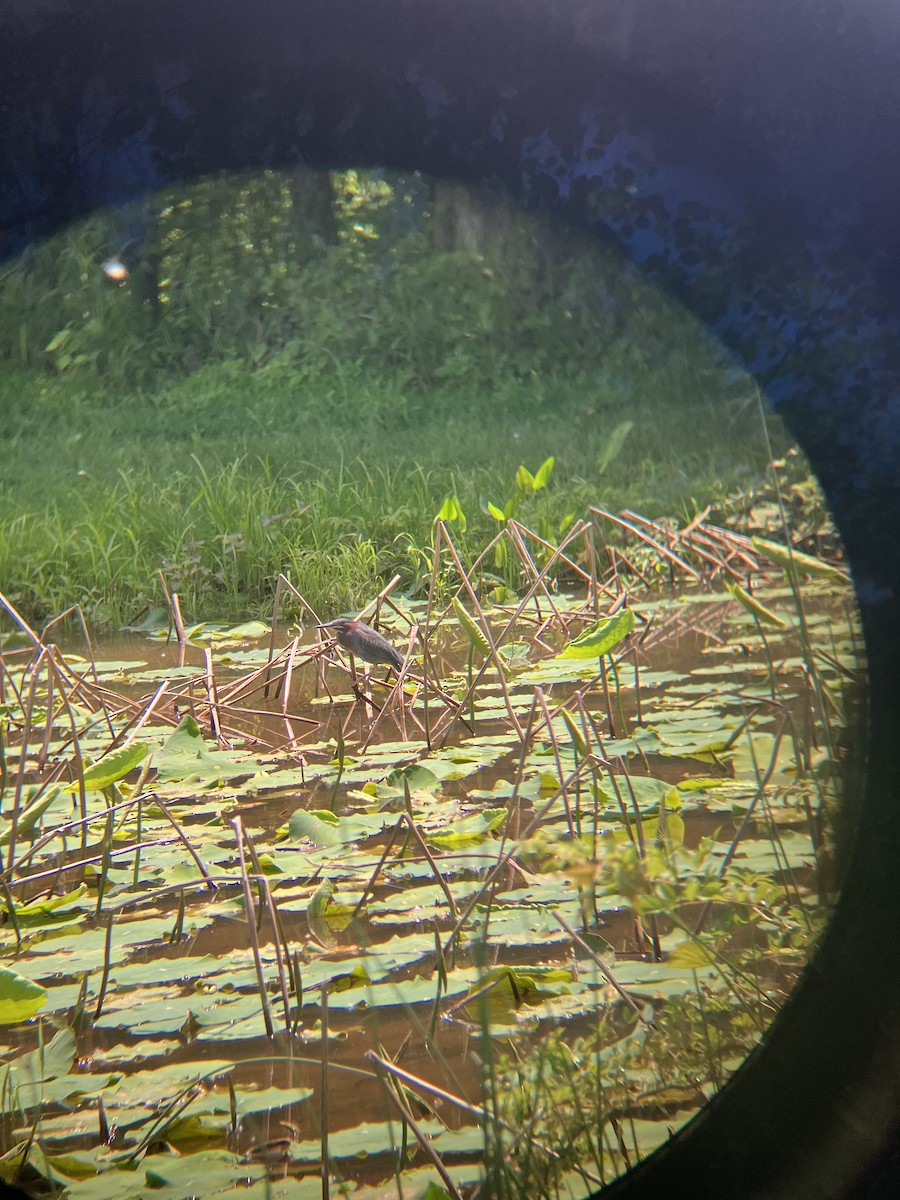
left=0, top=168, right=787, bottom=628
left=0, top=356, right=778, bottom=628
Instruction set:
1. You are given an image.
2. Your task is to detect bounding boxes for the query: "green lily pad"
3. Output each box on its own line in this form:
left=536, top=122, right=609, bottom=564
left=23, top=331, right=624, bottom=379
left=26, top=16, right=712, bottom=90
left=0, top=966, right=48, bottom=1025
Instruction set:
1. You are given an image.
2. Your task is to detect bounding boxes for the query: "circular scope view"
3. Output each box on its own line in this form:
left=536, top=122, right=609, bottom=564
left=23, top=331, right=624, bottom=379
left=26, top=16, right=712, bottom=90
left=0, top=169, right=865, bottom=1200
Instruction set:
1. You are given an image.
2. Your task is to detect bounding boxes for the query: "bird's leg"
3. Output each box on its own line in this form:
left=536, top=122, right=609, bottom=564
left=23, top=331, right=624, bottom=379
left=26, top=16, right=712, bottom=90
left=348, top=653, right=365, bottom=702
left=352, top=686, right=382, bottom=714
left=348, top=655, right=383, bottom=711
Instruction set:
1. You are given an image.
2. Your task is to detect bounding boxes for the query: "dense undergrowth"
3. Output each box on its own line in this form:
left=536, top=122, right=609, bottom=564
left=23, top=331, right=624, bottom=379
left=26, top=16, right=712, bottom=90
left=0, top=168, right=787, bottom=629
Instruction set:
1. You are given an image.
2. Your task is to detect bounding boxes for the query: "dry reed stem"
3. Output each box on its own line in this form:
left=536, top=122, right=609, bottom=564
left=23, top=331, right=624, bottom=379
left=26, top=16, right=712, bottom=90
left=350, top=816, right=405, bottom=921
left=435, top=523, right=525, bottom=741
left=364, top=1052, right=604, bottom=1188
left=456, top=523, right=511, bottom=589
left=693, top=716, right=790, bottom=936
left=517, top=520, right=599, bottom=589
left=257, top=873, right=294, bottom=1036
left=3, top=792, right=147, bottom=881
left=0, top=588, right=41, bottom=646
left=145, top=792, right=219, bottom=891
left=117, top=679, right=172, bottom=749
left=551, top=910, right=654, bottom=1027
left=440, top=755, right=607, bottom=960
left=401, top=807, right=459, bottom=921
left=204, top=648, right=226, bottom=747
left=93, top=912, right=115, bottom=1021
left=219, top=651, right=295, bottom=706
left=170, top=594, right=187, bottom=668
left=278, top=634, right=299, bottom=716
left=39, top=605, right=115, bottom=737
left=497, top=692, right=540, bottom=850
left=263, top=573, right=284, bottom=698
left=370, top=1065, right=463, bottom=1200
left=359, top=573, right=402, bottom=629
left=5, top=837, right=182, bottom=892
left=320, top=983, right=330, bottom=1200
left=232, top=816, right=275, bottom=1039
left=506, top=521, right=569, bottom=634
left=623, top=510, right=748, bottom=581
left=5, top=645, right=51, bottom=871
left=593, top=507, right=701, bottom=580
left=264, top=574, right=328, bottom=699
left=533, top=688, right=576, bottom=838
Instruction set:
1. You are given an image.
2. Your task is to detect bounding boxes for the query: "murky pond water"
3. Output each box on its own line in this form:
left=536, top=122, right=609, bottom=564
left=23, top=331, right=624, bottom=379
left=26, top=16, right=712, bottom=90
left=0, top=561, right=864, bottom=1198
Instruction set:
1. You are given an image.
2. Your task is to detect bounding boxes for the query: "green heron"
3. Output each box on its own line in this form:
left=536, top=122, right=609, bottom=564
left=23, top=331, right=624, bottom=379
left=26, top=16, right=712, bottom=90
left=317, top=617, right=405, bottom=672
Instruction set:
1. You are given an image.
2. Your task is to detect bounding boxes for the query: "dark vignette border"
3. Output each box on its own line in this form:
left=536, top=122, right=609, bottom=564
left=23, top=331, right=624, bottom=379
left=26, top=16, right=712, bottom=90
left=1, top=2, right=899, bottom=1196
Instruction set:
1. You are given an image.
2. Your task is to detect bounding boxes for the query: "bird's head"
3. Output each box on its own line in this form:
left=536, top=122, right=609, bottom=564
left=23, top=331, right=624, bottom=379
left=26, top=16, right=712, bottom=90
left=317, top=618, right=354, bottom=633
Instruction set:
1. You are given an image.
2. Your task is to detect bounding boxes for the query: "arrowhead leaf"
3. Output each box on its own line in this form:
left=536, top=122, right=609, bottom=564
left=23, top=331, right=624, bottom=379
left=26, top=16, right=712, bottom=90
left=67, top=743, right=149, bottom=793
left=558, top=609, right=635, bottom=659
left=452, top=597, right=491, bottom=657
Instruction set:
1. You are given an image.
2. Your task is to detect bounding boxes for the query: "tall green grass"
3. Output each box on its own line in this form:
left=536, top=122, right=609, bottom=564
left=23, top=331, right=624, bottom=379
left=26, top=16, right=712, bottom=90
left=0, top=170, right=785, bottom=628
left=0, top=371, right=776, bottom=627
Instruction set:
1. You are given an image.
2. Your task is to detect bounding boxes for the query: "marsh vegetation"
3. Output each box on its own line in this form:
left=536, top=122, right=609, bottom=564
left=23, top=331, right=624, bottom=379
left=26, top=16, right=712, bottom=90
left=0, top=169, right=864, bottom=1199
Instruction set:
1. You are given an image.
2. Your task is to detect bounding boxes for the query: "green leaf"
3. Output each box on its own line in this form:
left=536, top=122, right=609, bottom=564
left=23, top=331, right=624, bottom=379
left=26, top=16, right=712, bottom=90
left=213, top=621, right=270, bottom=640
left=44, top=328, right=72, bottom=353
left=532, top=456, right=555, bottom=491
left=452, top=597, right=491, bottom=657
left=560, top=710, right=589, bottom=757
left=675, top=776, right=727, bottom=792
left=0, top=784, right=67, bottom=844
left=6, top=883, right=88, bottom=920
left=666, top=940, right=717, bottom=968
left=308, top=879, right=335, bottom=918
left=287, top=808, right=388, bottom=846
left=558, top=609, right=635, bottom=659
left=751, top=536, right=849, bottom=582
left=67, top=742, right=149, bottom=793
left=420, top=1184, right=454, bottom=1200
left=233, top=1084, right=314, bottom=1115
left=727, top=583, right=787, bottom=627
left=435, top=495, right=466, bottom=532
left=10, top=1027, right=76, bottom=1082
left=155, top=715, right=248, bottom=785
left=385, top=764, right=440, bottom=793
left=121, top=606, right=169, bottom=633
left=663, top=786, right=683, bottom=813
left=425, top=807, right=506, bottom=848
left=604, top=808, right=684, bottom=851
left=289, top=810, right=342, bottom=847
left=480, top=495, right=508, bottom=521
left=118, top=1149, right=267, bottom=1196
left=0, top=1029, right=86, bottom=1113
left=0, top=966, right=47, bottom=1024
left=654, top=795, right=685, bottom=848
left=597, top=419, right=634, bottom=475
left=515, top=464, right=536, bottom=494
